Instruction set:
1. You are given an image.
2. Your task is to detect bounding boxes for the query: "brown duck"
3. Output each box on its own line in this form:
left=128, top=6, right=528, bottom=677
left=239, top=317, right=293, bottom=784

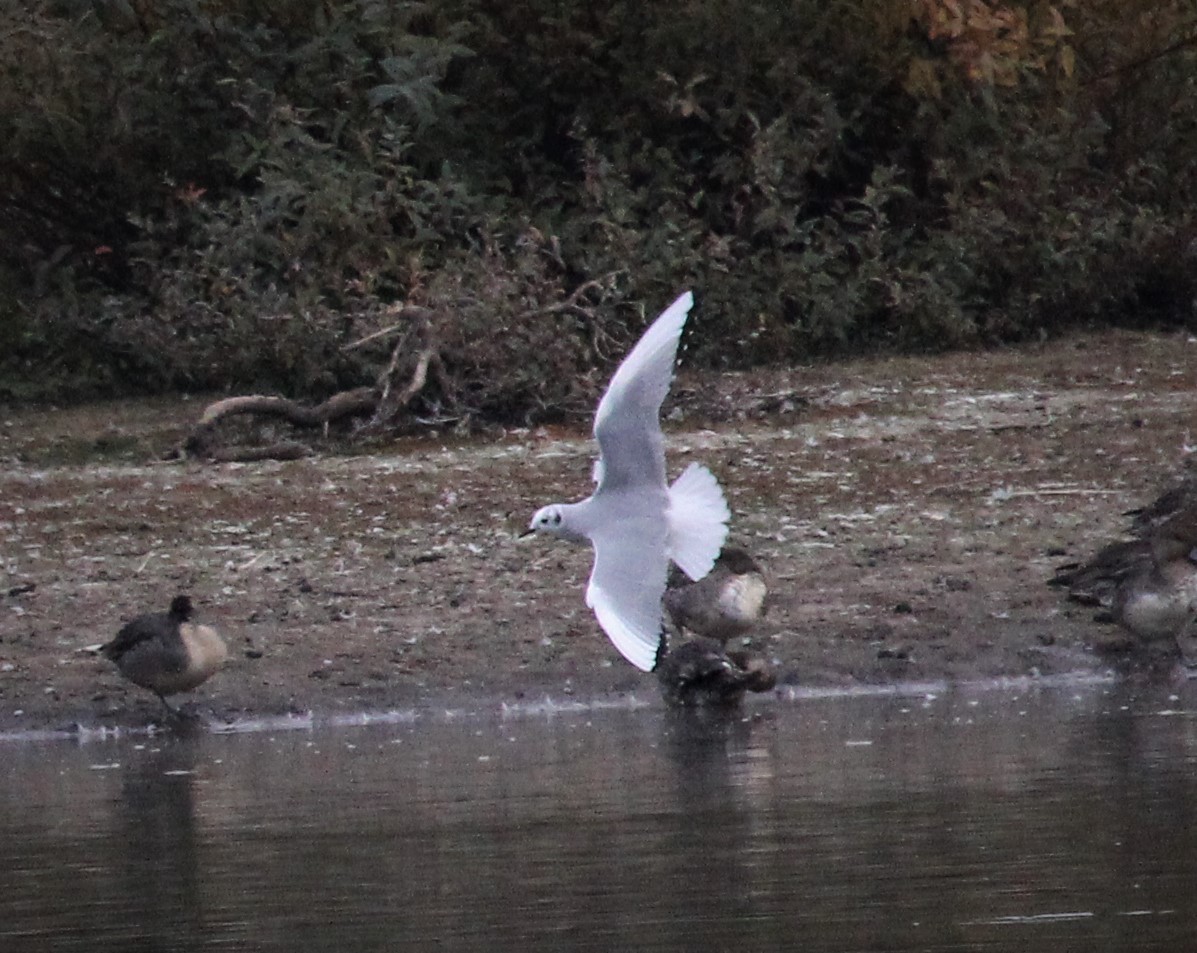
left=1110, top=518, right=1197, bottom=652
left=664, top=547, right=767, bottom=643
left=1051, top=478, right=1197, bottom=612
left=101, top=595, right=228, bottom=711
left=1050, top=538, right=1152, bottom=611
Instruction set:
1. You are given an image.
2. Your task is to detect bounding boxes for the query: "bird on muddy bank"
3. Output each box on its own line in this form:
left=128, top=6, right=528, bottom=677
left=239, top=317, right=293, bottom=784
left=1052, top=493, right=1197, bottom=664
left=1049, top=537, right=1151, bottom=612
left=655, top=636, right=777, bottom=707
left=524, top=290, right=731, bottom=672
left=101, top=595, right=228, bottom=712
left=1050, top=470, right=1197, bottom=610
left=664, top=546, right=767, bottom=644
left=1125, top=464, right=1197, bottom=536
left=1108, top=514, right=1197, bottom=663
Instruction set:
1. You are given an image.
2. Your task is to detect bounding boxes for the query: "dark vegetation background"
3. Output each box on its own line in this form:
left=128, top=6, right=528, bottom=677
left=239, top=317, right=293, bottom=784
left=1, top=0, right=1195, bottom=425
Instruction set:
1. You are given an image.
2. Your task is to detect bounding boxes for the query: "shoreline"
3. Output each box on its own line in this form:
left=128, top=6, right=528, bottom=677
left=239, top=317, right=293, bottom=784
left=3, top=327, right=1196, bottom=738
left=0, top=668, right=1133, bottom=745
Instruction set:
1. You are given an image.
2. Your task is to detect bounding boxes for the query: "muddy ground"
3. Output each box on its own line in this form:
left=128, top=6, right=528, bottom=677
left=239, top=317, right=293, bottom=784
left=2, top=328, right=1196, bottom=733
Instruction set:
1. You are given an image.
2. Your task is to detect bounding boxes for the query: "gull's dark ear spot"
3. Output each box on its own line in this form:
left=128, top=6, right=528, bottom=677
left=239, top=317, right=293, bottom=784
left=553, top=512, right=562, bottom=525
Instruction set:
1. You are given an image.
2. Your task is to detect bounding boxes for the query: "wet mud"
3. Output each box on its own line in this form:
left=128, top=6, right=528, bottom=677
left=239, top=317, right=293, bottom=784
left=2, top=328, right=1196, bottom=733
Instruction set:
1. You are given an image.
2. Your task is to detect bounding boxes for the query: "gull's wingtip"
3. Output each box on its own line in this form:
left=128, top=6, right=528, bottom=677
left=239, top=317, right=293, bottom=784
left=664, top=290, right=694, bottom=320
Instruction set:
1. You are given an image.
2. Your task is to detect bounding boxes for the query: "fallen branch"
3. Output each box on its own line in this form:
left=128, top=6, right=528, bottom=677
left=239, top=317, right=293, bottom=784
left=178, top=328, right=449, bottom=459
left=179, top=388, right=379, bottom=461
left=195, top=388, right=379, bottom=429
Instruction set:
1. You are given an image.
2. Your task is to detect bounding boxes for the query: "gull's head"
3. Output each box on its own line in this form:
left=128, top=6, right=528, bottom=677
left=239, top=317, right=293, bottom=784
left=524, top=504, right=568, bottom=539
left=523, top=503, right=589, bottom=543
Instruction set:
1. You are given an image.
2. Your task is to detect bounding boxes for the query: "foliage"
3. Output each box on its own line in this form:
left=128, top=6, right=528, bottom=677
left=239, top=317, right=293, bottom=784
left=1, top=0, right=1195, bottom=418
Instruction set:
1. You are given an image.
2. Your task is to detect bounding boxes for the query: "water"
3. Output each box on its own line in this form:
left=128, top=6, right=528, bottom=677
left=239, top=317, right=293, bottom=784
left=3, top=679, right=1196, bottom=952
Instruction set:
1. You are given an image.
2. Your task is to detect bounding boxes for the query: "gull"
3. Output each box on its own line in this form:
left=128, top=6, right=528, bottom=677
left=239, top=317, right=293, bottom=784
left=524, top=290, right=730, bottom=671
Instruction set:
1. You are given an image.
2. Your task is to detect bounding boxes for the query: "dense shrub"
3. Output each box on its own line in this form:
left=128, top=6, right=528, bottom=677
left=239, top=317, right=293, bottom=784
left=0, top=0, right=1194, bottom=416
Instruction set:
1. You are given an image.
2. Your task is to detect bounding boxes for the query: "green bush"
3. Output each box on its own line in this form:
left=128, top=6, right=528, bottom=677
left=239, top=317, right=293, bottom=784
left=0, top=0, right=1194, bottom=415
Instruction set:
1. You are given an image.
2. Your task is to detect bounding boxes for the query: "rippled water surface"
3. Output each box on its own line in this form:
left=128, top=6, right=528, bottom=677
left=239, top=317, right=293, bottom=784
left=3, top=680, right=1197, bottom=952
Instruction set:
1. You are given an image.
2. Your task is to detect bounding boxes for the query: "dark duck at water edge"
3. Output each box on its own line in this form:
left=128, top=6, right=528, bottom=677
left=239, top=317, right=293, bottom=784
left=1051, top=463, right=1197, bottom=611
left=101, top=595, right=229, bottom=712
left=1049, top=537, right=1152, bottom=612
left=655, top=636, right=777, bottom=708
left=1051, top=490, right=1197, bottom=665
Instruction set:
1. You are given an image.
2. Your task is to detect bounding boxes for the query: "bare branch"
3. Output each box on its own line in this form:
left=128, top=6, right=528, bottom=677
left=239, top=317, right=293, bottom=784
left=514, top=271, right=624, bottom=320
left=341, top=306, right=435, bottom=351
left=397, top=347, right=436, bottom=407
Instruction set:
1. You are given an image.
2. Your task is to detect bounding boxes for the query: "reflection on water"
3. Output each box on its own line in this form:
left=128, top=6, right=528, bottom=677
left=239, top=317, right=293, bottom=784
left=2, top=680, right=1197, bottom=952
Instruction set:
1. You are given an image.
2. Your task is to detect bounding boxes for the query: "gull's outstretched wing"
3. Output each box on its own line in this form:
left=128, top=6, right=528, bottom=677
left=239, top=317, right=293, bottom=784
left=585, top=521, right=669, bottom=672
left=593, top=291, right=693, bottom=494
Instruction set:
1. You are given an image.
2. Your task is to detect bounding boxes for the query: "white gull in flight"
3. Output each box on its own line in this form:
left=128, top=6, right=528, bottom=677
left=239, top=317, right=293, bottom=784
left=524, top=290, right=730, bottom=671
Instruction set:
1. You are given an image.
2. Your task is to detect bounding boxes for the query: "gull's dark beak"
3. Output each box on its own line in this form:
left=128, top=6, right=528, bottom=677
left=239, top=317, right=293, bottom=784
left=518, top=527, right=536, bottom=539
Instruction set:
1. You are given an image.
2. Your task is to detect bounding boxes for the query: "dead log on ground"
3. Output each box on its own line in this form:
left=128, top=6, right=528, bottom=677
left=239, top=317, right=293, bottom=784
left=178, top=387, right=380, bottom=461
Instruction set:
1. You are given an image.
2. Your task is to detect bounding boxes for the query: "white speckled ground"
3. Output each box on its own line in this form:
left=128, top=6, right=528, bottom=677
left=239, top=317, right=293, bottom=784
left=2, top=327, right=1196, bottom=731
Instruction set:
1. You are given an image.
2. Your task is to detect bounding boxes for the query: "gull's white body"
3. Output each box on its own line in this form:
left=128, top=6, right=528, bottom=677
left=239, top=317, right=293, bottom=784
left=527, top=291, right=730, bottom=671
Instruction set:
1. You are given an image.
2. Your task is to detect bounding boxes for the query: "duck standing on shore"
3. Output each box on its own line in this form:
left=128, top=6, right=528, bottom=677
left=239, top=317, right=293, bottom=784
left=101, top=595, right=228, bottom=711
left=1052, top=490, right=1197, bottom=664
left=1109, top=513, right=1197, bottom=661
left=1052, top=464, right=1197, bottom=610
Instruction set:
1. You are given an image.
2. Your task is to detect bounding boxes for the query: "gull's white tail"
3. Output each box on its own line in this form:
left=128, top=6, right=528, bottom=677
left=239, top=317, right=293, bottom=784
left=667, top=462, right=730, bottom=581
